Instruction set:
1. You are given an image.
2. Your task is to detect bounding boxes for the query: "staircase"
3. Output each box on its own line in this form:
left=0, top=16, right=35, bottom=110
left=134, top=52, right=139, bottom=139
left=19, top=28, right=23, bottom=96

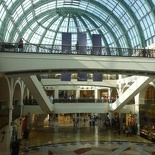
left=110, top=76, right=153, bottom=112
left=22, top=76, right=54, bottom=112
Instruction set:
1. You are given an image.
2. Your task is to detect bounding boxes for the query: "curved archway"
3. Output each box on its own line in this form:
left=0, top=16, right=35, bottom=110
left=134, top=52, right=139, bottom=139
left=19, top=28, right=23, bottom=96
left=12, top=82, right=22, bottom=120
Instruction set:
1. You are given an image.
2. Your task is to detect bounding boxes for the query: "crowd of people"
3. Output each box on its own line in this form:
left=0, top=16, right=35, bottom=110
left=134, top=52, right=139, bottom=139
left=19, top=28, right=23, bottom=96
left=141, top=48, right=152, bottom=57
left=47, top=112, right=137, bottom=138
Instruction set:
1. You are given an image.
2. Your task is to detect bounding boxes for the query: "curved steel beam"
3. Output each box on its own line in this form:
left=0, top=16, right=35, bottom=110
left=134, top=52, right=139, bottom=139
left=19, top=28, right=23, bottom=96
left=8, top=7, right=128, bottom=49
left=82, top=14, right=121, bottom=55
left=4, top=0, right=131, bottom=47
left=118, top=0, right=145, bottom=47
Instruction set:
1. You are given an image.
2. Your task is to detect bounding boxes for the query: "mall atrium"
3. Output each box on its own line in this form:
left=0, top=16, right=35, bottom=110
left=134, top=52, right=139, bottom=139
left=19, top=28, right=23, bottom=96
left=0, top=0, right=155, bottom=155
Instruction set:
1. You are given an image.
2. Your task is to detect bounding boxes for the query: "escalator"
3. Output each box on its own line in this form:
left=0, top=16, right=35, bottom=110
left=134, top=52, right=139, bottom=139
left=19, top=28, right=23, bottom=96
left=110, top=76, right=153, bottom=111
left=22, top=75, right=54, bottom=112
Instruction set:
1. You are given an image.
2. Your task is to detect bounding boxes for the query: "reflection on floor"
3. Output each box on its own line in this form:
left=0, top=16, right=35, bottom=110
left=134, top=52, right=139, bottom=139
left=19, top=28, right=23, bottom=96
left=20, top=123, right=155, bottom=155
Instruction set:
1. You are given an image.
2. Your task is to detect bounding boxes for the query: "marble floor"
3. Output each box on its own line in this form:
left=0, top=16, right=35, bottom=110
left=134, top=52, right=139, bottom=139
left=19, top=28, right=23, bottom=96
left=19, top=123, right=155, bottom=155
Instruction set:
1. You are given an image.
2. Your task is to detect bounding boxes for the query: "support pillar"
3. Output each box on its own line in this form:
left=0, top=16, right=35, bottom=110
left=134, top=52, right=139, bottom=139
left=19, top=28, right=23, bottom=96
left=54, top=87, right=59, bottom=99
left=135, top=94, right=140, bottom=135
left=94, top=89, right=98, bottom=100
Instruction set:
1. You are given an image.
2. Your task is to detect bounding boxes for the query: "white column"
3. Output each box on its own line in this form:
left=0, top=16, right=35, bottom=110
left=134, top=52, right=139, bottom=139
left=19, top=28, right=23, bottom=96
left=109, top=112, right=113, bottom=126
left=94, top=88, right=98, bottom=99
left=54, top=115, right=59, bottom=132
left=8, top=78, right=14, bottom=155
left=135, top=94, right=140, bottom=135
left=108, top=88, right=111, bottom=102
left=54, top=87, right=59, bottom=99
left=18, top=83, right=24, bottom=140
left=118, top=75, right=123, bottom=94
left=76, top=87, right=80, bottom=99
left=78, top=113, right=80, bottom=128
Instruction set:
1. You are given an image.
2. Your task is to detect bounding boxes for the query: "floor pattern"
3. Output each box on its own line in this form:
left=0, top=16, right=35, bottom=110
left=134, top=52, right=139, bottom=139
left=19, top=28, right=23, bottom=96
left=20, top=141, right=155, bottom=155
left=19, top=123, right=155, bottom=155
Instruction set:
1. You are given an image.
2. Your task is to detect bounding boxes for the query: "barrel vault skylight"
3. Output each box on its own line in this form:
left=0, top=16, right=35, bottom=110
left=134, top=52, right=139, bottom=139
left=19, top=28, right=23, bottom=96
left=0, top=0, right=155, bottom=49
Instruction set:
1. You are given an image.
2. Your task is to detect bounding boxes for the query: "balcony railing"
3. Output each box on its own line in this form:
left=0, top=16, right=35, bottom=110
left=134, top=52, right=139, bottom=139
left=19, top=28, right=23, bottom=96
left=23, top=98, right=155, bottom=105
left=23, top=98, right=118, bottom=105
left=0, top=43, right=155, bottom=57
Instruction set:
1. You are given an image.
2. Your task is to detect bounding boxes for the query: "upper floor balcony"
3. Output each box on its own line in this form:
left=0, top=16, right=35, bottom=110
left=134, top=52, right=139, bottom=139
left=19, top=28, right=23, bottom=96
left=0, top=42, right=155, bottom=57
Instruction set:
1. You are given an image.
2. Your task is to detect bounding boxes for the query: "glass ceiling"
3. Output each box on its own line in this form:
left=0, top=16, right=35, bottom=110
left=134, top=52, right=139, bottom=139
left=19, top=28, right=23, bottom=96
left=0, top=0, right=155, bottom=49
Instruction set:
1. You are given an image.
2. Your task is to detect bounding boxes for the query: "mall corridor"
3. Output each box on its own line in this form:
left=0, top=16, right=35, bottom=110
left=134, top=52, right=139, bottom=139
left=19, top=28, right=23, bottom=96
left=19, top=122, right=155, bottom=155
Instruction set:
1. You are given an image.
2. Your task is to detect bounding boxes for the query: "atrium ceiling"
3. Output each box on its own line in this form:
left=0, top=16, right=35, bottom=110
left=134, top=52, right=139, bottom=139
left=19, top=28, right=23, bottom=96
left=0, top=0, right=155, bottom=49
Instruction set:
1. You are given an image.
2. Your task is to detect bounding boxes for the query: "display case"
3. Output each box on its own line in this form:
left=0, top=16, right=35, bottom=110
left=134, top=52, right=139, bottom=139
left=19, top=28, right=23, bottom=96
left=140, top=104, right=155, bottom=142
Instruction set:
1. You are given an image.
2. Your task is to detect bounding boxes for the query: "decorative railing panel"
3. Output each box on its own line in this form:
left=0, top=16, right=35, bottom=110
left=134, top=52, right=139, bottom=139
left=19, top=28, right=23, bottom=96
left=1, top=43, right=155, bottom=57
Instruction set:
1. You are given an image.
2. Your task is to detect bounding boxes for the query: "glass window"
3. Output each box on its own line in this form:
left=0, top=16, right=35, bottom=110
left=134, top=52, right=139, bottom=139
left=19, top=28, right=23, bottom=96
left=0, top=0, right=155, bottom=49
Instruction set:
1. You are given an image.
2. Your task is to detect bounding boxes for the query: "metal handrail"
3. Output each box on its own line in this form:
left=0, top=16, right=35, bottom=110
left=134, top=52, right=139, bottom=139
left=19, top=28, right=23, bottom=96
left=0, top=43, right=155, bottom=57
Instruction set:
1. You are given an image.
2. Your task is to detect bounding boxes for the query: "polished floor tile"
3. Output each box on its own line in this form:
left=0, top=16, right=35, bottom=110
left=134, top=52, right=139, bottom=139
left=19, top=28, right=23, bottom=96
left=19, top=122, right=155, bottom=155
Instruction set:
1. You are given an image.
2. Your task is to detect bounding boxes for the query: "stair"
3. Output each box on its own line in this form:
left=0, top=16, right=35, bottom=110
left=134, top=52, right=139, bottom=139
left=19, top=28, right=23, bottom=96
left=22, top=76, right=54, bottom=112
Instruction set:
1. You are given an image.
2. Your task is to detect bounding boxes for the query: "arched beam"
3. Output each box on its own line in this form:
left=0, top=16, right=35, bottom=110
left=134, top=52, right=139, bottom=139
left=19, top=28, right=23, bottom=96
left=8, top=7, right=129, bottom=48
left=118, top=0, right=146, bottom=47
left=82, top=14, right=121, bottom=55
left=4, top=1, right=131, bottom=47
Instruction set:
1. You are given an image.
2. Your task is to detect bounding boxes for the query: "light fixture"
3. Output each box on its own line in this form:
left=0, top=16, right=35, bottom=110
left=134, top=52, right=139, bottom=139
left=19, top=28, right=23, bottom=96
left=0, top=131, right=6, bottom=143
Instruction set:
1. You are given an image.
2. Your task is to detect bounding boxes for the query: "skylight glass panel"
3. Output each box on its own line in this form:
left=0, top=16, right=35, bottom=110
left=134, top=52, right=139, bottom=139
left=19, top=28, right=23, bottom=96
left=26, top=12, right=34, bottom=22
left=30, top=22, right=38, bottom=30
left=83, top=18, right=94, bottom=32
left=119, top=36, right=126, bottom=48
left=148, top=12, right=154, bottom=24
left=68, top=18, right=77, bottom=33
left=79, top=1, right=89, bottom=10
left=50, top=17, right=62, bottom=31
left=106, top=1, right=117, bottom=10
left=0, top=6, right=6, bottom=21
left=152, top=0, right=155, bottom=5
left=30, top=32, right=41, bottom=43
left=21, top=19, right=27, bottom=27
left=45, top=30, right=54, bottom=38
left=22, top=0, right=32, bottom=11
left=149, top=25, right=155, bottom=36
left=56, top=0, right=64, bottom=7
left=113, top=26, right=122, bottom=38
left=35, top=7, right=42, bottom=15
left=32, top=0, right=40, bottom=4
left=86, top=4, right=97, bottom=12
left=7, top=21, right=13, bottom=33
left=15, top=5, right=23, bottom=17
left=39, top=3, right=47, bottom=11
left=5, top=30, right=10, bottom=41
left=14, top=33, right=18, bottom=42
left=5, top=0, right=13, bottom=9
left=42, top=19, right=52, bottom=27
left=37, top=15, right=50, bottom=23
left=18, top=19, right=28, bottom=31
left=122, top=14, right=134, bottom=29
left=36, top=27, right=45, bottom=35
left=128, top=28, right=139, bottom=47
left=12, top=12, right=19, bottom=22
left=44, top=2, right=54, bottom=9
left=0, top=0, right=155, bottom=48
left=113, top=6, right=124, bottom=18
left=145, top=27, right=151, bottom=38
left=23, top=29, right=31, bottom=39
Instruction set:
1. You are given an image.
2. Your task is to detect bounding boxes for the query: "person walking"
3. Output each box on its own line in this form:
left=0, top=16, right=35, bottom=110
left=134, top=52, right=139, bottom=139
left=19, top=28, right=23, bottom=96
left=142, top=48, right=146, bottom=57
left=75, top=42, right=79, bottom=53
left=18, top=38, right=23, bottom=52
left=147, top=48, right=151, bottom=57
